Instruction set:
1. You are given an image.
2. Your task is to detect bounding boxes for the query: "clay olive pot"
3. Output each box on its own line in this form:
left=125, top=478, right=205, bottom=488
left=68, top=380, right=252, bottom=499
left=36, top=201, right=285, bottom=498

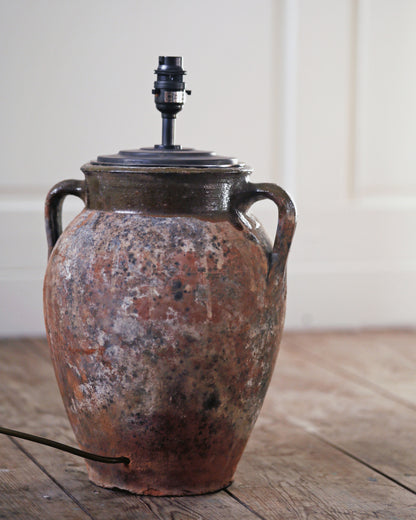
left=43, top=162, right=296, bottom=495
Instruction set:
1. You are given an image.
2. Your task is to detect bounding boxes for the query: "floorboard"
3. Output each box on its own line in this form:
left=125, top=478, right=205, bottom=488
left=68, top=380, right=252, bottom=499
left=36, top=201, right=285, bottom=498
left=0, top=434, right=90, bottom=519
left=0, top=331, right=415, bottom=518
left=233, top=417, right=416, bottom=520
left=288, top=330, right=416, bottom=408
left=0, top=339, right=259, bottom=520
left=263, top=333, right=416, bottom=494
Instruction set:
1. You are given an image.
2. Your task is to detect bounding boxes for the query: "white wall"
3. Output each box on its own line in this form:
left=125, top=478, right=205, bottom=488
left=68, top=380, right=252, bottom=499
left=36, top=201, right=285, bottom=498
left=1, top=0, right=415, bottom=335
left=288, top=0, right=416, bottom=329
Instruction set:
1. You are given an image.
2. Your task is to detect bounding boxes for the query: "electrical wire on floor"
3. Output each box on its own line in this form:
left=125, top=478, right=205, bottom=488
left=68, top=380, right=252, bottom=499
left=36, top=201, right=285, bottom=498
left=0, top=425, right=130, bottom=464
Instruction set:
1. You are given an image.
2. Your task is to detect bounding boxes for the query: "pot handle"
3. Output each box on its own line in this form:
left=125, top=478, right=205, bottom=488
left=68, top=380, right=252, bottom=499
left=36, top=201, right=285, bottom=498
left=235, top=182, right=296, bottom=280
left=45, top=179, right=86, bottom=258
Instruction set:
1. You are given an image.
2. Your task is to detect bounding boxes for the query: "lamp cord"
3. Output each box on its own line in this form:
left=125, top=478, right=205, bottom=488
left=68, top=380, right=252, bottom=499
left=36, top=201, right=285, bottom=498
left=0, top=425, right=129, bottom=464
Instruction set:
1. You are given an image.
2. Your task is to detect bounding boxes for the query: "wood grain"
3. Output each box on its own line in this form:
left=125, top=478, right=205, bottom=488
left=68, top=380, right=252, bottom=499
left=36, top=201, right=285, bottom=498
left=233, top=416, right=416, bottom=519
left=0, top=434, right=90, bottom=519
left=287, top=330, right=416, bottom=408
left=263, top=332, right=416, bottom=493
left=1, top=332, right=416, bottom=519
left=0, top=339, right=259, bottom=520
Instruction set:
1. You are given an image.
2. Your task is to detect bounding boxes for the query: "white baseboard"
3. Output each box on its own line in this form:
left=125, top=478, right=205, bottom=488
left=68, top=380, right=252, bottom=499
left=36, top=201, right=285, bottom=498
left=1, top=268, right=415, bottom=336
left=0, top=275, right=45, bottom=336
left=286, top=268, right=416, bottom=330
left=1, top=202, right=415, bottom=336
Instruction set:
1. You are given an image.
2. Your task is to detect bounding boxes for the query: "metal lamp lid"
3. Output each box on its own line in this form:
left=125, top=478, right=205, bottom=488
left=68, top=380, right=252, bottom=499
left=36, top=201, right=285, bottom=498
left=93, top=56, right=240, bottom=168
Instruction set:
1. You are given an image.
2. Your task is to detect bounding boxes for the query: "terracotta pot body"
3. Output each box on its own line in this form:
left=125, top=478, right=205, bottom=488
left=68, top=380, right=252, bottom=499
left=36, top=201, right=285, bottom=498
left=43, top=164, right=296, bottom=495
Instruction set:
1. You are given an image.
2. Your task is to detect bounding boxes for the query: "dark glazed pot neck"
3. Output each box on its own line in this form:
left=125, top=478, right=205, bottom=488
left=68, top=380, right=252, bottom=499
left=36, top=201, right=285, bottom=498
left=81, top=163, right=252, bottom=216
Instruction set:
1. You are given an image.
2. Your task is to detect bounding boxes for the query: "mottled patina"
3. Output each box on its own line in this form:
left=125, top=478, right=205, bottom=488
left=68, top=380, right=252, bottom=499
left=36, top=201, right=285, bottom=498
left=44, top=165, right=296, bottom=495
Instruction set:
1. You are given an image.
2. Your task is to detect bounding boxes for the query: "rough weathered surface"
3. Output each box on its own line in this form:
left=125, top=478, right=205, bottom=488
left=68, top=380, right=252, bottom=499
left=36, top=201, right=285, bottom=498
left=43, top=165, right=295, bottom=495
left=44, top=214, right=285, bottom=494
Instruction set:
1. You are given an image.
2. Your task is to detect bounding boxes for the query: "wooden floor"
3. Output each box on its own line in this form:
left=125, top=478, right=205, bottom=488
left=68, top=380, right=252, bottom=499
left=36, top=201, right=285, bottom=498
left=0, top=330, right=416, bottom=519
